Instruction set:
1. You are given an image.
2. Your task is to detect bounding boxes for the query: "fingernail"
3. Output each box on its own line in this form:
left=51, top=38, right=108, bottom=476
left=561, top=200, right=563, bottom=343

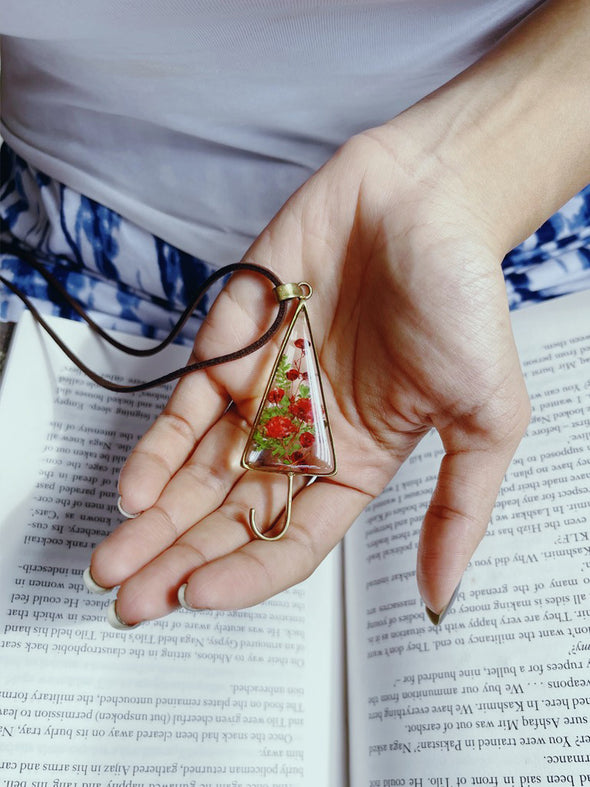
left=117, top=495, right=140, bottom=519
left=178, top=583, right=194, bottom=610
left=178, top=584, right=210, bottom=611
left=106, top=600, right=140, bottom=630
left=83, top=566, right=112, bottom=595
left=425, top=581, right=461, bottom=626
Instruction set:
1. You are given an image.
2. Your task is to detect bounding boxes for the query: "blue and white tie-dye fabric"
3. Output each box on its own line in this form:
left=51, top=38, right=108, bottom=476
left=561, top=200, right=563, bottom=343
left=1, top=143, right=590, bottom=342
left=503, top=186, right=590, bottom=308
left=0, top=145, right=213, bottom=344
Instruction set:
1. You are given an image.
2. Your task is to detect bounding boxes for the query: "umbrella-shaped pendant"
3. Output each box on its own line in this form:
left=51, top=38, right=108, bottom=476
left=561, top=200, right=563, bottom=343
left=241, top=282, right=336, bottom=540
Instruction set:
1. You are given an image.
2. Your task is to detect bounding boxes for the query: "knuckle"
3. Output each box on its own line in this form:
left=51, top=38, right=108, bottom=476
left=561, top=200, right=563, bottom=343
left=160, top=409, right=198, bottom=445
left=172, top=540, right=209, bottom=570
left=286, top=524, right=321, bottom=580
left=219, top=500, right=251, bottom=528
left=149, top=504, right=182, bottom=541
left=183, top=461, right=229, bottom=500
left=129, top=446, right=174, bottom=478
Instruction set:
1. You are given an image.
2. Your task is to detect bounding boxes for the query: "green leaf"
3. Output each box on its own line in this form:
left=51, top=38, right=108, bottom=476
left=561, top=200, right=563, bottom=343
left=272, top=355, right=290, bottom=389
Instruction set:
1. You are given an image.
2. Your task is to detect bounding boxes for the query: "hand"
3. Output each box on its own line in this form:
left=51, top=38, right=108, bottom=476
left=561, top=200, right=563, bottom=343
left=87, top=121, right=531, bottom=625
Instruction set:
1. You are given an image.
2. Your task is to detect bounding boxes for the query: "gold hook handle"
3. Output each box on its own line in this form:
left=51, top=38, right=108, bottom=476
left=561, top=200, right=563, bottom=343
left=249, top=473, right=294, bottom=541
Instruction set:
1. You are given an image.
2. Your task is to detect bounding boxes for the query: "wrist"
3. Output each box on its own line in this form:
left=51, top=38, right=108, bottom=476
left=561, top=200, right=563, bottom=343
left=377, top=0, right=590, bottom=256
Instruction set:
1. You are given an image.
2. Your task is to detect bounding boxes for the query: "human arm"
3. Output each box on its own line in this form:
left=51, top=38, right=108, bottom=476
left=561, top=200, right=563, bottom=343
left=87, top=0, right=590, bottom=624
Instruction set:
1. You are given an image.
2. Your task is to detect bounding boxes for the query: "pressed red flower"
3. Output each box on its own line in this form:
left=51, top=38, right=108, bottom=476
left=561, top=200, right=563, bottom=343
left=289, top=397, right=313, bottom=423
left=301, top=372, right=309, bottom=381
left=290, top=451, right=304, bottom=463
left=265, top=415, right=297, bottom=439
left=268, top=387, right=285, bottom=404
left=300, top=431, right=315, bottom=448
left=294, top=338, right=307, bottom=350
left=286, top=368, right=299, bottom=381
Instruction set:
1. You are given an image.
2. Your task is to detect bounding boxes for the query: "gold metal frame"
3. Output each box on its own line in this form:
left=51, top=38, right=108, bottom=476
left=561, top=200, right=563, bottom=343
left=241, top=282, right=336, bottom=540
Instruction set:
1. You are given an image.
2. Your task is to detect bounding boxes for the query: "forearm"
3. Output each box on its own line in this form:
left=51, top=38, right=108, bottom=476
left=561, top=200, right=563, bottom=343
left=382, top=0, right=590, bottom=256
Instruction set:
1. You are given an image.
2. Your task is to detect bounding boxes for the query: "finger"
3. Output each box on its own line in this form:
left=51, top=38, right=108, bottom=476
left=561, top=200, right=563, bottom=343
left=110, top=470, right=302, bottom=621
left=113, top=476, right=371, bottom=624
left=179, top=479, right=372, bottom=611
left=90, top=410, right=248, bottom=588
left=119, top=262, right=300, bottom=516
left=112, top=471, right=293, bottom=622
left=118, top=370, right=230, bottom=515
left=416, top=404, right=530, bottom=617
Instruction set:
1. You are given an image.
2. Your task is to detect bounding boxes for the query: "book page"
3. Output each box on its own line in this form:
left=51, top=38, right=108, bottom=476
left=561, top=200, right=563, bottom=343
left=344, top=290, right=590, bottom=785
left=0, top=312, right=344, bottom=786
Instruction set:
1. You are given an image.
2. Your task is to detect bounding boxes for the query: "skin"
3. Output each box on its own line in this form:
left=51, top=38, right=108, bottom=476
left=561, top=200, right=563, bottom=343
left=88, top=0, right=590, bottom=624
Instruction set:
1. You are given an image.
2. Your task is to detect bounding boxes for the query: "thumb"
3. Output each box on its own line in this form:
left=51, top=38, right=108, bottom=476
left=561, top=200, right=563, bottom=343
left=416, top=404, right=530, bottom=622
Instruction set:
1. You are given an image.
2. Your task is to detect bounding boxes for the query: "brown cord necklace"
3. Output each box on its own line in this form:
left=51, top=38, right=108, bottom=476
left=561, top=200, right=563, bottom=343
left=0, top=249, right=336, bottom=539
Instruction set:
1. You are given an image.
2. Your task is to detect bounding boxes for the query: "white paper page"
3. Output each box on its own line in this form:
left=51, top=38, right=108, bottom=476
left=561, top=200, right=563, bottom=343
left=344, top=290, right=590, bottom=784
left=0, top=312, right=343, bottom=786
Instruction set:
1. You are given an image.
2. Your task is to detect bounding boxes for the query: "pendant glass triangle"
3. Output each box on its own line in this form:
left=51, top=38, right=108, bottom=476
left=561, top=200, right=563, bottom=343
left=242, top=304, right=335, bottom=476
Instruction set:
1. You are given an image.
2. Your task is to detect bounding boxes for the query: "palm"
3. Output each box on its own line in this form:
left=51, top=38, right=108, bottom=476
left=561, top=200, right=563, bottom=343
left=89, top=131, right=530, bottom=624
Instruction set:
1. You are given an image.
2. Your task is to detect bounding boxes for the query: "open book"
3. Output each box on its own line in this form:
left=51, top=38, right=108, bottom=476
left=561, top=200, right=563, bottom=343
left=1, top=289, right=589, bottom=785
